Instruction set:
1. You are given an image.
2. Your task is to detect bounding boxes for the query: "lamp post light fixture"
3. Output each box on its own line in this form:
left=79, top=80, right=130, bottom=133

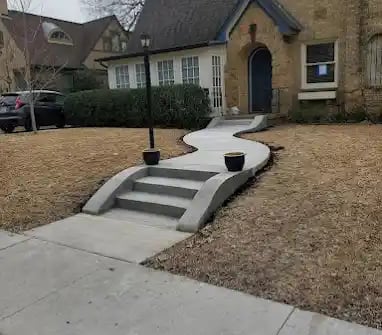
left=140, top=33, right=160, bottom=165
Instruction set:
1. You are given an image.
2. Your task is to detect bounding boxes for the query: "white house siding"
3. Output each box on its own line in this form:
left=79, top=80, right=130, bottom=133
left=107, top=44, right=227, bottom=116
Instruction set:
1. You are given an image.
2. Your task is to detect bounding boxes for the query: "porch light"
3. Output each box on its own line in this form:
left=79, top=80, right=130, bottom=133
left=140, top=33, right=151, bottom=49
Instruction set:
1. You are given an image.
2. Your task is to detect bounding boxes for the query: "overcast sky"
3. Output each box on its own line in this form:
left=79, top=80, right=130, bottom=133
left=8, top=0, right=88, bottom=22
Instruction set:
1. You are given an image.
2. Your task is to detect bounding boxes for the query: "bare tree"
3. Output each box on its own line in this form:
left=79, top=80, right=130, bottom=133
left=0, top=35, right=17, bottom=92
left=82, top=0, right=144, bottom=30
left=7, top=0, right=67, bottom=133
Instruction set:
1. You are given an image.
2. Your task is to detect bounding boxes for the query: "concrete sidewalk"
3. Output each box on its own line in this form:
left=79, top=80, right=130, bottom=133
left=1, top=231, right=381, bottom=335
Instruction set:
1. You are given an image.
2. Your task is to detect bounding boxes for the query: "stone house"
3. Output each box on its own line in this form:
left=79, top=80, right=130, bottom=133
left=0, top=0, right=129, bottom=93
left=99, top=0, right=382, bottom=116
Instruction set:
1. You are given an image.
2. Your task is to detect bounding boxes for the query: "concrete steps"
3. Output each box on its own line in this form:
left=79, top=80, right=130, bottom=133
left=101, top=208, right=179, bottom=230
left=218, top=119, right=252, bottom=127
left=99, top=166, right=218, bottom=231
left=134, top=176, right=204, bottom=198
left=116, top=191, right=191, bottom=218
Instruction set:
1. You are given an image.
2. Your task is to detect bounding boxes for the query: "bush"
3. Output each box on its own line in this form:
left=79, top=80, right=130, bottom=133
left=290, top=102, right=369, bottom=124
left=70, top=70, right=104, bottom=93
left=289, top=102, right=330, bottom=123
left=64, top=84, right=211, bottom=129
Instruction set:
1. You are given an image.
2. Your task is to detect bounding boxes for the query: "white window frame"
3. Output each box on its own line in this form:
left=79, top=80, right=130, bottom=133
left=301, top=40, right=338, bottom=90
left=212, top=55, right=223, bottom=112
left=115, top=65, right=130, bottom=89
left=366, top=34, right=382, bottom=87
left=157, top=60, right=175, bottom=86
left=181, top=56, right=200, bottom=85
left=135, top=63, right=146, bottom=88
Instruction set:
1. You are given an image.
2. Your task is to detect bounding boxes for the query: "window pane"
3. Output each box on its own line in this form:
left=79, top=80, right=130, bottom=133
left=307, top=43, right=335, bottom=63
left=307, top=64, right=335, bottom=83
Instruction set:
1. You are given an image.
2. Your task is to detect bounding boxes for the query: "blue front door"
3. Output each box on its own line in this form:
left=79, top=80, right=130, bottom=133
left=249, top=48, right=272, bottom=113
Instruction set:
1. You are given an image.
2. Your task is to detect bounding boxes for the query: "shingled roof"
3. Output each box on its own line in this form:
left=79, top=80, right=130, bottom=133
left=3, top=11, right=120, bottom=68
left=100, top=0, right=301, bottom=62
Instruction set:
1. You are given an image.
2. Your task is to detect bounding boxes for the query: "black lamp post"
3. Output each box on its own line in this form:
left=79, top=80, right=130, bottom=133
left=140, top=33, right=160, bottom=165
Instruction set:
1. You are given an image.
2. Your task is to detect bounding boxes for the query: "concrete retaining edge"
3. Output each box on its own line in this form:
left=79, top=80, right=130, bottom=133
left=176, top=115, right=270, bottom=232
left=83, top=166, right=149, bottom=215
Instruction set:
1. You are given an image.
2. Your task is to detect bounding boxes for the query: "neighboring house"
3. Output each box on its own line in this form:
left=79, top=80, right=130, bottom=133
left=99, top=0, right=382, bottom=116
left=0, top=0, right=129, bottom=93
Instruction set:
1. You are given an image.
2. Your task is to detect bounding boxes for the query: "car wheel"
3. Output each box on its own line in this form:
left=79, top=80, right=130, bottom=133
left=1, top=125, right=15, bottom=133
left=56, top=114, right=66, bottom=128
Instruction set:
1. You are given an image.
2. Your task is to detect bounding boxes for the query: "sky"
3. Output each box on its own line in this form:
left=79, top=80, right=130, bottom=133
left=8, top=0, right=88, bottom=23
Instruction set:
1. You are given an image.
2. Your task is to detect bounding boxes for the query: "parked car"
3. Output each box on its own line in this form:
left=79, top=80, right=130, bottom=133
left=0, top=90, right=66, bottom=133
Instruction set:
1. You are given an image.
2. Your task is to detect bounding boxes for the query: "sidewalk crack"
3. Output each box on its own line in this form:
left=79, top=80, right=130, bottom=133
left=276, top=307, right=296, bottom=335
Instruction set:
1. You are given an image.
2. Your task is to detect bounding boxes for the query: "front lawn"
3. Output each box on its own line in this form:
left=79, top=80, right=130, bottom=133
left=148, top=124, right=382, bottom=329
left=0, top=128, right=187, bottom=232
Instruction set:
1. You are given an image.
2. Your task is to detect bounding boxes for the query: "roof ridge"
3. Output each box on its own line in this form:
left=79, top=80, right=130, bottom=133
left=7, top=9, right=115, bottom=26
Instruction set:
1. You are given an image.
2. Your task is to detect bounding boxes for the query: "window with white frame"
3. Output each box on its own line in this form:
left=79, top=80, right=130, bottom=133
left=212, top=56, right=223, bottom=110
left=367, top=34, right=382, bottom=87
left=157, top=60, right=174, bottom=85
left=182, top=56, right=200, bottom=84
left=135, top=63, right=146, bottom=88
left=115, top=65, right=130, bottom=89
left=302, top=42, right=337, bottom=89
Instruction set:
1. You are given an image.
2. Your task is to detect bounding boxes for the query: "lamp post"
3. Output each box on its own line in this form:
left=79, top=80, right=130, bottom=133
left=141, top=33, right=154, bottom=149
left=141, top=33, right=160, bottom=165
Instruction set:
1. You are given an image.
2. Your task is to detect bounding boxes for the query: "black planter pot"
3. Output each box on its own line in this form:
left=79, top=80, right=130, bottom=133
left=224, top=152, right=246, bottom=172
left=143, top=149, right=160, bottom=165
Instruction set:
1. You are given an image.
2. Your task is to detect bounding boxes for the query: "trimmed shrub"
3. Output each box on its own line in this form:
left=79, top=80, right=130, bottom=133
left=64, top=84, right=211, bottom=129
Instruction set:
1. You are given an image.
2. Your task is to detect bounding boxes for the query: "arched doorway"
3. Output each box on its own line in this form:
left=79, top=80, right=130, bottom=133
left=249, top=48, right=272, bottom=113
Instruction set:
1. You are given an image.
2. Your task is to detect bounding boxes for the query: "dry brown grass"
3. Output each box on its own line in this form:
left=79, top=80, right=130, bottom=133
left=148, top=124, right=382, bottom=329
left=0, top=128, right=187, bottom=232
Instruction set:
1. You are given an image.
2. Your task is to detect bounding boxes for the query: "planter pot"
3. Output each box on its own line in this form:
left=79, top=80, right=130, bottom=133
left=224, top=152, right=246, bottom=172
left=143, top=149, right=160, bottom=165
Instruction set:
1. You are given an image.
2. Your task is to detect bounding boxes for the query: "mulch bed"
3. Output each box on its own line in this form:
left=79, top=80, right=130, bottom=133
left=147, top=124, right=382, bottom=329
left=0, top=128, right=187, bottom=232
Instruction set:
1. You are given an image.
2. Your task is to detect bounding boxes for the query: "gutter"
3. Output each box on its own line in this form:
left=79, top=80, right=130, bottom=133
left=95, top=40, right=227, bottom=63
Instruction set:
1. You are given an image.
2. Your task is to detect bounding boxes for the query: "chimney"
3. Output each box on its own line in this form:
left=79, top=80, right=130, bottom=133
left=0, top=0, right=8, bottom=16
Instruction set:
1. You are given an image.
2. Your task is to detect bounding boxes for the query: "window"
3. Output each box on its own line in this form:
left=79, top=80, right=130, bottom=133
left=157, top=60, right=174, bottom=85
left=48, top=29, right=73, bottom=45
left=302, top=42, right=337, bottom=89
left=115, top=65, right=130, bottom=89
left=121, top=40, right=128, bottom=52
left=367, top=34, right=382, bottom=87
left=112, top=34, right=121, bottom=52
left=182, top=56, right=199, bottom=84
left=212, top=56, right=223, bottom=110
left=103, top=37, right=112, bottom=52
left=135, top=63, right=146, bottom=88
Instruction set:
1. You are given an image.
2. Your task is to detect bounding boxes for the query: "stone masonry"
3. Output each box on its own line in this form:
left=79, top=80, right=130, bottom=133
left=225, top=0, right=382, bottom=116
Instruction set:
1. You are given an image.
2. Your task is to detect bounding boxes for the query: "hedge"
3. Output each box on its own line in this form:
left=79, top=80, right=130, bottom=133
left=64, top=84, right=212, bottom=129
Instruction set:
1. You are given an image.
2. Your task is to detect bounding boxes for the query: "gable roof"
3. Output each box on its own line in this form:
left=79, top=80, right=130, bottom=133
left=100, top=0, right=301, bottom=62
left=3, top=11, right=122, bottom=69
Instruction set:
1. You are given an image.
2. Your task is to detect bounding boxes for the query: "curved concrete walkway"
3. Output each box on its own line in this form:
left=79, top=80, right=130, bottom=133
left=161, top=116, right=270, bottom=174
left=81, top=115, right=271, bottom=233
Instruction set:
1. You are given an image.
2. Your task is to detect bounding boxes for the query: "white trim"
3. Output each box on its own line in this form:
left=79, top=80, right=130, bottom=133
left=298, top=91, right=336, bottom=100
left=301, top=40, right=339, bottom=90
left=157, top=59, right=175, bottom=85
left=181, top=56, right=200, bottom=84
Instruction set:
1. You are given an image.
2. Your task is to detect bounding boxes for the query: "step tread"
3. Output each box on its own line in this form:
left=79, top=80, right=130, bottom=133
left=101, top=208, right=178, bottom=230
left=136, top=176, right=204, bottom=190
left=117, top=191, right=192, bottom=209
